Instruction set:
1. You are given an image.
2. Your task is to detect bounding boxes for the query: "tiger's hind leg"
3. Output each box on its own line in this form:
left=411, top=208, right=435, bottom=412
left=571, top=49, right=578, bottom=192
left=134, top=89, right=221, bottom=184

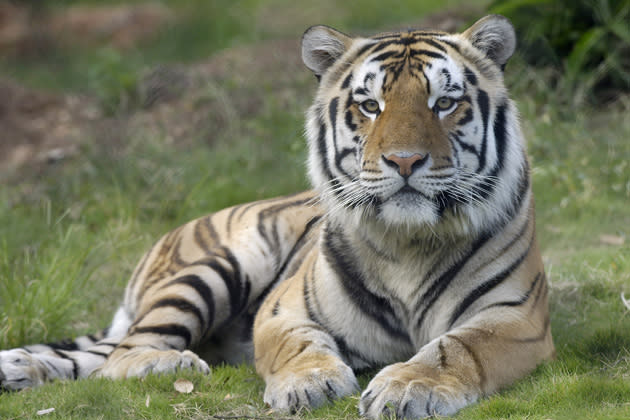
left=95, top=260, right=235, bottom=379
left=96, top=193, right=323, bottom=379
left=0, top=307, right=131, bottom=390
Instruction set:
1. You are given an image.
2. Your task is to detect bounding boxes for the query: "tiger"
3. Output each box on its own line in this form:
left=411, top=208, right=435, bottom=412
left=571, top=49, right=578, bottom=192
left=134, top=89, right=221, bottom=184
left=0, top=15, right=554, bottom=418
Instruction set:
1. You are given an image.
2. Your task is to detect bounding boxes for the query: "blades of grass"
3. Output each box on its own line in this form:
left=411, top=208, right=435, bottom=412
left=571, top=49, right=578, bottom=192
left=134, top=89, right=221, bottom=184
left=0, top=225, right=100, bottom=348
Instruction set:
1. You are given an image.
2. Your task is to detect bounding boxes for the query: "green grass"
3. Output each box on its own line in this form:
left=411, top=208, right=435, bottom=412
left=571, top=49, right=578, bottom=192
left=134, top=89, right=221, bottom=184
left=1, top=1, right=629, bottom=419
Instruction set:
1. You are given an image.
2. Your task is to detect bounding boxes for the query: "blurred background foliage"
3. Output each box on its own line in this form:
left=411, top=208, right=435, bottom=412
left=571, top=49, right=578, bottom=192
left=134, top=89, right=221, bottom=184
left=490, top=0, right=630, bottom=105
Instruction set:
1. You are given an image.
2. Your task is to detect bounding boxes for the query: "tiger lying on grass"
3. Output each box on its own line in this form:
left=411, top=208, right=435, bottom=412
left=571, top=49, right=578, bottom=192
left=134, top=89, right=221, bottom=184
left=0, top=15, right=554, bottom=418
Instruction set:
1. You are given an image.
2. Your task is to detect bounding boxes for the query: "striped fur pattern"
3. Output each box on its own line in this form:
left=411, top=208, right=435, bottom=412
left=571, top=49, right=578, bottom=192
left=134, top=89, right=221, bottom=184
left=0, top=15, right=554, bottom=419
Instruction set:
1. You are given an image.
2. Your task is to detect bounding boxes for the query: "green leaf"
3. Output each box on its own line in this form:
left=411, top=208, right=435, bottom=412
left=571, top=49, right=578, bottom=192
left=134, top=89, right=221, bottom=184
left=609, top=21, right=630, bottom=44
left=566, top=27, right=606, bottom=77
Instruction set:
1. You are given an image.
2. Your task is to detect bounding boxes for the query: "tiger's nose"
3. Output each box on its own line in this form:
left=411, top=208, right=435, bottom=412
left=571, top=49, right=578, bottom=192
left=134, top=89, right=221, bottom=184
left=382, top=153, right=429, bottom=178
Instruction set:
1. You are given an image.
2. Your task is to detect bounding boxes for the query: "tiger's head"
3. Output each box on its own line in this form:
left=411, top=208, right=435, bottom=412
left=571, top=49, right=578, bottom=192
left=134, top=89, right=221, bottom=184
left=302, top=15, right=530, bottom=237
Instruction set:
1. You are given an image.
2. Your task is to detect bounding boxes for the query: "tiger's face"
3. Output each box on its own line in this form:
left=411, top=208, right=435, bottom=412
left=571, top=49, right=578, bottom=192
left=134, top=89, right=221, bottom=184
left=303, top=16, right=527, bottom=236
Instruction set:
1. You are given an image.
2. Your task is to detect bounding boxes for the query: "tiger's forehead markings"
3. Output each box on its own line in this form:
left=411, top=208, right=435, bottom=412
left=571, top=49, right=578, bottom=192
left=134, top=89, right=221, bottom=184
left=348, top=33, right=468, bottom=98
left=348, top=30, right=455, bottom=67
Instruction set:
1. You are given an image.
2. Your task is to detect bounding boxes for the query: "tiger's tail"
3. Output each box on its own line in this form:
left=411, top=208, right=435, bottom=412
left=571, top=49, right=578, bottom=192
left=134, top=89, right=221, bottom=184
left=0, top=307, right=131, bottom=390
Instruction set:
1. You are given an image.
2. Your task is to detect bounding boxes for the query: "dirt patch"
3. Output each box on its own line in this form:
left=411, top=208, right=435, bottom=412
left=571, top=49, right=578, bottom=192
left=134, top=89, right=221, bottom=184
left=0, top=8, right=473, bottom=181
left=0, top=37, right=307, bottom=179
left=0, top=79, right=101, bottom=179
left=0, top=1, right=173, bottom=55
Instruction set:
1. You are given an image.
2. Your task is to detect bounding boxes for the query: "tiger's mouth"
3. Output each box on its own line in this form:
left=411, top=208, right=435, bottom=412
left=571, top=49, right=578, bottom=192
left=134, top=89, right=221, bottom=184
left=384, top=183, right=434, bottom=204
left=396, top=185, right=419, bottom=195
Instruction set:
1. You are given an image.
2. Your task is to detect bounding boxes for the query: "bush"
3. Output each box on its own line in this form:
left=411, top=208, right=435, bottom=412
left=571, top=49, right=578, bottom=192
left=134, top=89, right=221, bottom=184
left=490, top=0, right=630, bottom=105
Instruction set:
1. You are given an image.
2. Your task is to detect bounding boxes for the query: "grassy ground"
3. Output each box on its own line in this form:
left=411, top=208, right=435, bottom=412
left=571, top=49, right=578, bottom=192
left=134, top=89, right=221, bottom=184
left=1, top=1, right=629, bottom=419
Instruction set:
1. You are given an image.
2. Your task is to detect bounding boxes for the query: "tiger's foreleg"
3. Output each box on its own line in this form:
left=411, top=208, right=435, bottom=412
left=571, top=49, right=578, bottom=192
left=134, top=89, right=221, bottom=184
left=358, top=289, right=554, bottom=419
left=253, top=252, right=359, bottom=413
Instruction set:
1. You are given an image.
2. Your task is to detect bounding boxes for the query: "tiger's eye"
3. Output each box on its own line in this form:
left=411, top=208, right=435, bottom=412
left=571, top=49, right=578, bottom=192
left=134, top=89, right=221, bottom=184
left=435, top=97, right=454, bottom=111
left=361, top=99, right=380, bottom=114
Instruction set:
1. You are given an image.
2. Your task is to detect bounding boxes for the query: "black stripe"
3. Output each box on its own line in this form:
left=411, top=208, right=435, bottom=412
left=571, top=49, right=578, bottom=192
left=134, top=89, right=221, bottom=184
left=257, top=196, right=317, bottom=270
left=369, top=50, right=405, bottom=63
left=345, top=109, right=357, bottom=131
left=322, top=226, right=411, bottom=343
left=493, top=103, right=508, bottom=173
left=441, top=68, right=452, bottom=89
left=419, top=38, right=448, bottom=53
left=170, top=234, right=188, bottom=269
left=437, top=38, right=460, bottom=53
left=271, top=299, right=281, bottom=316
left=415, top=232, right=491, bottom=330
left=144, top=226, right=185, bottom=283
left=344, top=91, right=358, bottom=131
left=149, top=298, right=205, bottom=326
left=421, top=69, right=431, bottom=96
left=94, top=341, right=116, bottom=348
left=464, top=66, right=478, bottom=86
left=409, top=49, right=446, bottom=60
left=363, top=39, right=398, bottom=55
left=328, top=97, right=354, bottom=181
left=41, top=357, right=66, bottom=379
left=303, top=265, right=321, bottom=324
left=202, top=256, right=241, bottom=320
left=480, top=158, right=529, bottom=220
left=341, top=73, right=353, bottom=89
left=266, top=215, right=322, bottom=292
left=160, top=275, right=215, bottom=336
left=316, top=114, right=338, bottom=188
left=226, top=204, right=242, bottom=237
left=448, top=232, right=535, bottom=328
left=528, top=272, right=547, bottom=315
left=457, top=107, right=473, bottom=126
left=438, top=339, right=447, bottom=368
left=476, top=89, right=490, bottom=172
left=46, top=340, right=79, bottom=351
left=211, top=246, right=250, bottom=325
left=222, top=246, right=244, bottom=309
left=481, top=273, right=542, bottom=311
left=52, top=349, right=79, bottom=379
left=133, top=324, right=192, bottom=348
left=86, top=349, right=111, bottom=358
left=452, top=133, right=480, bottom=158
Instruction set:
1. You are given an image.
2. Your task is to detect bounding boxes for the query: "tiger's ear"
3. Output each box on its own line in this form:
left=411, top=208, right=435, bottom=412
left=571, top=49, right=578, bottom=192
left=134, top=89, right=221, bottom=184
left=301, top=25, right=352, bottom=77
left=462, top=15, right=516, bottom=68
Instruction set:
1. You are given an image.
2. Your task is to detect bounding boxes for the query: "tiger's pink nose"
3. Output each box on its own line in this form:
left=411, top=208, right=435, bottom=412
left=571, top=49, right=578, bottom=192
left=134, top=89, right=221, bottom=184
left=382, top=153, right=428, bottom=177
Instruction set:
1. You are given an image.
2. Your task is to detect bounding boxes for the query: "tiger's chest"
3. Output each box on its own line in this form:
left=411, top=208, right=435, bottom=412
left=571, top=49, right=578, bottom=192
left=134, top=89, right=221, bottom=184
left=310, top=230, right=455, bottom=369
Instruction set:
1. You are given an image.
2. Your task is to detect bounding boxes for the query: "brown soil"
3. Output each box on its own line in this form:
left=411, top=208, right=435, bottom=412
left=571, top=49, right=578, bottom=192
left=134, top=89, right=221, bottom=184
left=0, top=1, right=174, bottom=55
left=0, top=2, right=469, bottom=182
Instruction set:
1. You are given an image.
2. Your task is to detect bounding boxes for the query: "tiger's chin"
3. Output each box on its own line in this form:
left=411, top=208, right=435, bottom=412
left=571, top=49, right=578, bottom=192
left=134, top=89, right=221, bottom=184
left=378, top=192, right=439, bottom=228
left=373, top=191, right=475, bottom=238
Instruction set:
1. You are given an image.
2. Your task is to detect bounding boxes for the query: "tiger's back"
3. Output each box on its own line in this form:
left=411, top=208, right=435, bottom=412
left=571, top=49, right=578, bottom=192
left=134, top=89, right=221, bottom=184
left=0, top=15, right=553, bottom=419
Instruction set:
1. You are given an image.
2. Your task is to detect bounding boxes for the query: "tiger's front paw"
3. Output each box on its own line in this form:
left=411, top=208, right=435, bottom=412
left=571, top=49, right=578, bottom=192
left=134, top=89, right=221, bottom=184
left=359, top=362, right=480, bottom=419
left=263, top=355, right=359, bottom=413
left=96, top=348, right=210, bottom=379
